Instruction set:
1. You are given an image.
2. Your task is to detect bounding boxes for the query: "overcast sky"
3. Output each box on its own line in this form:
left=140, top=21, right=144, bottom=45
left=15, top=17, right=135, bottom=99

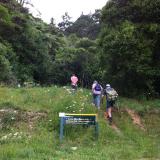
left=28, top=0, right=107, bottom=24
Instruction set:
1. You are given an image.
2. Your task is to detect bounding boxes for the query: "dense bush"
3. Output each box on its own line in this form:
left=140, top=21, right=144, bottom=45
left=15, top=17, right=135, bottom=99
left=99, top=0, right=160, bottom=97
left=0, top=0, right=160, bottom=98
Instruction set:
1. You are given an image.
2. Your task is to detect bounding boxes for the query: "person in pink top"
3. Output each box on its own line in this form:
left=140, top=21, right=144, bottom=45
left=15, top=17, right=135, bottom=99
left=71, top=74, right=78, bottom=90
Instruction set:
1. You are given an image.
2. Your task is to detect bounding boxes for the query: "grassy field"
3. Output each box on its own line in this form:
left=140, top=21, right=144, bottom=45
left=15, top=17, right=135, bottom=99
left=0, top=86, right=159, bottom=160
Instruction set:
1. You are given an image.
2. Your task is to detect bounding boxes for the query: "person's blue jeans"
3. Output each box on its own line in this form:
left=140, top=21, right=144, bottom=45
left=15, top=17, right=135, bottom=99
left=93, top=94, right=101, bottom=109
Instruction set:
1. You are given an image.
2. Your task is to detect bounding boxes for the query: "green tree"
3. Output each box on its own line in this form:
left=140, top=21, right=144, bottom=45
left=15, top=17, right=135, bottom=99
left=0, top=42, right=16, bottom=84
left=100, top=0, right=160, bottom=97
left=58, top=12, right=73, bottom=32
left=66, top=11, right=101, bottom=39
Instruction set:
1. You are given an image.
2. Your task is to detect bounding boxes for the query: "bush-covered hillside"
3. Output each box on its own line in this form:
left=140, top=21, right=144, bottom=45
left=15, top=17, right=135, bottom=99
left=0, top=0, right=160, bottom=98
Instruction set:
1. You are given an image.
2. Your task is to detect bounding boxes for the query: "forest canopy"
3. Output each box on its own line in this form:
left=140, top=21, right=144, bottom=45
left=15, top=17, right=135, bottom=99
left=0, top=0, right=159, bottom=97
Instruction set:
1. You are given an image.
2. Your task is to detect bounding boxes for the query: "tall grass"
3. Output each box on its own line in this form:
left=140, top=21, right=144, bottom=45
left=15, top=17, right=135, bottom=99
left=0, top=86, right=159, bottom=160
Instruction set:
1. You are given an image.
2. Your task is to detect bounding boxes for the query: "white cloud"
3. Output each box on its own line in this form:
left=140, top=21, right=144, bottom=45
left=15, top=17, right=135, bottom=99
left=28, top=0, right=107, bottom=24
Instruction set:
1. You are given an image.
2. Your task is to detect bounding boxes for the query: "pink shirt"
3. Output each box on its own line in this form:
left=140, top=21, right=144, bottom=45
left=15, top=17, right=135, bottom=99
left=71, top=76, right=78, bottom=85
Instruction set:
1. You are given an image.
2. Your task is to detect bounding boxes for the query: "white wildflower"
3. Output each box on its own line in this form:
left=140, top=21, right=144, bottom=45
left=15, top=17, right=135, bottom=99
left=66, top=89, right=72, bottom=94
left=71, top=147, right=77, bottom=150
left=82, top=103, right=85, bottom=106
left=8, top=133, right=12, bottom=137
left=1, top=135, right=7, bottom=140
left=11, top=117, right=15, bottom=120
left=14, top=132, right=18, bottom=136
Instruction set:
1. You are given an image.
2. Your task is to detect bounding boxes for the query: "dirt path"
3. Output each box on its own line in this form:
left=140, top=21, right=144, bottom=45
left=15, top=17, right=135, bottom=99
left=126, top=108, right=145, bottom=131
left=104, top=107, right=145, bottom=133
left=104, top=112, right=122, bottom=134
left=111, top=123, right=122, bottom=134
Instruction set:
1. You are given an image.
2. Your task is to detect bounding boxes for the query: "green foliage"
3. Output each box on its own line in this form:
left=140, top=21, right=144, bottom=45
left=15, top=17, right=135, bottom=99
left=0, top=1, right=63, bottom=85
left=1, top=0, right=159, bottom=99
left=100, top=0, right=160, bottom=97
left=58, top=12, right=73, bottom=31
left=101, top=0, right=160, bottom=25
left=0, top=0, right=103, bottom=88
left=0, top=4, right=14, bottom=35
left=100, top=21, right=153, bottom=96
left=0, top=4, right=10, bottom=22
left=53, top=36, right=101, bottom=86
left=62, top=10, right=101, bottom=39
left=0, top=42, right=16, bottom=84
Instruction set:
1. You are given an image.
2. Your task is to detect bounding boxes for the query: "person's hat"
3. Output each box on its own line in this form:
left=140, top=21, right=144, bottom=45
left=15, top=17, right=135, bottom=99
left=94, top=80, right=97, bottom=84
left=106, top=84, right=111, bottom=87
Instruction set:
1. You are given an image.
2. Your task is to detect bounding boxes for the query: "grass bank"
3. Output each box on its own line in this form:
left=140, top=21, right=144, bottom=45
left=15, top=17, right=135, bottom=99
left=0, top=86, right=159, bottom=160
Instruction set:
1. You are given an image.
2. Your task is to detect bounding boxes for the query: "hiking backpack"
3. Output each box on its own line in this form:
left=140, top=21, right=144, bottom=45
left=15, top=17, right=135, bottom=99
left=94, top=84, right=101, bottom=91
left=106, top=88, right=118, bottom=101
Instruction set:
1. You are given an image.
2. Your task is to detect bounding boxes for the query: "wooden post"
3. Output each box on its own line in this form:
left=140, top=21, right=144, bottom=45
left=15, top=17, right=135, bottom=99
left=60, top=117, right=64, bottom=142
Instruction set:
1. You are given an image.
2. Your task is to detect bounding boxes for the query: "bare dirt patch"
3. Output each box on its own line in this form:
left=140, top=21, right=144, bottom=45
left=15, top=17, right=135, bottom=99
left=0, top=108, right=47, bottom=130
left=104, top=112, right=122, bottom=134
left=126, top=108, right=145, bottom=131
left=24, top=111, right=47, bottom=129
